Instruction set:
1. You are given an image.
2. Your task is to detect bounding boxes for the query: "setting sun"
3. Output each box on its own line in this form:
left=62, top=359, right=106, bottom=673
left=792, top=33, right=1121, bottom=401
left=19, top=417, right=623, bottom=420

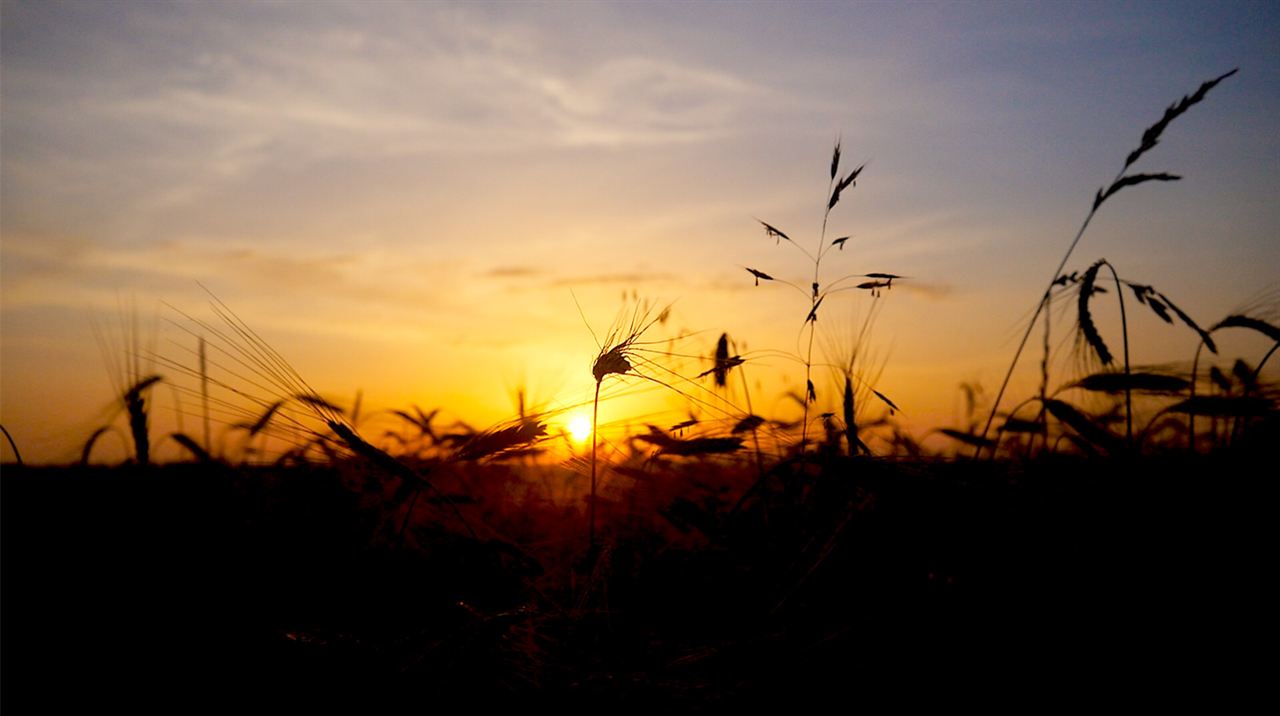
left=567, top=415, right=593, bottom=443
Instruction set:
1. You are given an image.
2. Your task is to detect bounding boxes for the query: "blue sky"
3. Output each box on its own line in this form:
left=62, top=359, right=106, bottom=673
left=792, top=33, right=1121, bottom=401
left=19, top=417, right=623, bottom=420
left=3, top=0, right=1278, bottom=462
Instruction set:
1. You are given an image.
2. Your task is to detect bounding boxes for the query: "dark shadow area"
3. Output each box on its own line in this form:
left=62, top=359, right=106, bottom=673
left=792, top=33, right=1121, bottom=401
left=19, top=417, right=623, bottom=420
left=2, top=454, right=1272, bottom=709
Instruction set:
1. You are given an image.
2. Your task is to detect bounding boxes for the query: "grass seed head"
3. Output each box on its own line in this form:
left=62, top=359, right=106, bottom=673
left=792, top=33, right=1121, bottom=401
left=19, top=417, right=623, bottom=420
left=593, top=346, right=632, bottom=383
left=713, top=333, right=731, bottom=387
left=1076, top=260, right=1113, bottom=365
left=746, top=267, right=773, bottom=286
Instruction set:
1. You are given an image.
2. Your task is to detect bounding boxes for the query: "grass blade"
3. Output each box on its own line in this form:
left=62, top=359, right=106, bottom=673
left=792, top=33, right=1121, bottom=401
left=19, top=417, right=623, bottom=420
left=1072, top=372, right=1190, bottom=394
left=1044, top=399, right=1123, bottom=453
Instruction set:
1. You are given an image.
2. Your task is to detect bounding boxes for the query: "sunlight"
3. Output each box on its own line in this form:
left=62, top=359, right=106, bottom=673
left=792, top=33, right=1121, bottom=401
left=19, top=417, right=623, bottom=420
left=567, top=414, right=592, bottom=443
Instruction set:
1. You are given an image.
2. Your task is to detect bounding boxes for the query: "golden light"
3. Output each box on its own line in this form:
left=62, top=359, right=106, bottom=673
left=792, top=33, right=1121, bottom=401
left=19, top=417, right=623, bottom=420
left=567, top=415, right=592, bottom=443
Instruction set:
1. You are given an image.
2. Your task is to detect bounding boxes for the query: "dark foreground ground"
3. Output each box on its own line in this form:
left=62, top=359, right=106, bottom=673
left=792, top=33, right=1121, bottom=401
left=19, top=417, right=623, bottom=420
left=2, top=454, right=1273, bottom=710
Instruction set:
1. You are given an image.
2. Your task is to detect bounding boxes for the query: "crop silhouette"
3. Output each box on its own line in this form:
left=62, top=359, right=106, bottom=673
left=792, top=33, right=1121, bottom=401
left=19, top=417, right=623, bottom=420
left=978, top=69, right=1239, bottom=455
left=88, top=301, right=162, bottom=465
left=748, top=140, right=901, bottom=456
left=585, top=298, right=670, bottom=554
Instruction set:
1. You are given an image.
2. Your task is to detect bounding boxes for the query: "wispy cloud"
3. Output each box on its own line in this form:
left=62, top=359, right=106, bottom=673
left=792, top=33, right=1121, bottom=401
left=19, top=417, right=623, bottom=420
left=898, top=281, right=955, bottom=301
left=1, top=2, right=770, bottom=254
left=483, top=266, right=545, bottom=279
left=2, top=232, right=455, bottom=314
left=549, top=271, right=677, bottom=287
left=480, top=264, right=680, bottom=288
left=8, top=3, right=763, bottom=163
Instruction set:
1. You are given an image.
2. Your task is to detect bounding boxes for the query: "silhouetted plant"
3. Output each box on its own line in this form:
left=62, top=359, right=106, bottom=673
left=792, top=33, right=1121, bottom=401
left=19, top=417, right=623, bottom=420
left=0, top=424, right=23, bottom=465
left=978, top=69, right=1238, bottom=455
left=748, top=139, right=902, bottom=454
left=91, top=301, right=162, bottom=465
left=1187, top=312, right=1280, bottom=450
left=583, top=297, right=672, bottom=554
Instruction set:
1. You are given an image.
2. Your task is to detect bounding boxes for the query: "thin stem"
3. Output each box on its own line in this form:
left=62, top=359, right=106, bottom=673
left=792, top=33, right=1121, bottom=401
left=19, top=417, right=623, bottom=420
left=1188, top=340, right=1205, bottom=453
left=800, top=174, right=836, bottom=453
left=782, top=242, right=818, bottom=265
left=1254, top=341, right=1280, bottom=381
left=589, top=379, right=601, bottom=556
left=737, top=361, right=768, bottom=525
left=0, top=424, right=22, bottom=466
left=976, top=175, right=1117, bottom=456
left=1101, top=261, right=1133, bottom=449
left=200, top=336, right=211, bottom=454
left=1036, top=293, right=1053, bottom=455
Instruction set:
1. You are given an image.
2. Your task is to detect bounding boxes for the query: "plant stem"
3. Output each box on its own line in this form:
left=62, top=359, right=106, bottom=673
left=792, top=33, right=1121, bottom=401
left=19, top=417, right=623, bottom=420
left=976, top=174, right=1117, bottom=456
left=1188, top=341, right=1206, bottom=453
left=737, top=362, right=768, bottom=524
left=800, top=175, right=836, bottom=453
left=589, top=379, right=601, bottom=556
left=1255, top=342, right=1280, bottom=381
left=199, top=336, right=211, bottom=455
left=1101, top=261, right=1133, bottom=448
left=0, top=424, right=22, bottom=466
left=800, top=318, right=818, bottom=451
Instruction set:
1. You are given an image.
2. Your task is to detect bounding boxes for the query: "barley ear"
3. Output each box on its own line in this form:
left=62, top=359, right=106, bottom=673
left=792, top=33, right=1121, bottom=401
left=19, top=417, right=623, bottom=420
left=1212, top=315, right=1280, bottom=343
left=1077, top=261, right=1113, bottom=365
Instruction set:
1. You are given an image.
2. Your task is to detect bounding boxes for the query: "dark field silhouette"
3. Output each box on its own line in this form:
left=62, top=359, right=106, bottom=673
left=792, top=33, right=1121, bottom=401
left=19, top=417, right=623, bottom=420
left=3, top=449, right=1275, bottom=708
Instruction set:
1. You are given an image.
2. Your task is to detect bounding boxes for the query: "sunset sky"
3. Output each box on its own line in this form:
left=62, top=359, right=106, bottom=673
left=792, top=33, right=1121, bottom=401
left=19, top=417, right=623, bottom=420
left=3, top=0, right=1278, bottom=463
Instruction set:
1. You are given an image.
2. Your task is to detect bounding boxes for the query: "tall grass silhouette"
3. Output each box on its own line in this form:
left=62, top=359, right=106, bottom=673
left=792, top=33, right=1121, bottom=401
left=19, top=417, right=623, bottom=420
left=977, top=69, right=1238, bottom=455
left=748, top=140, right=901, bottom=455
left=89, top=300, right=162, bottom=465
left=1186, top=310, right=1280, bottom=450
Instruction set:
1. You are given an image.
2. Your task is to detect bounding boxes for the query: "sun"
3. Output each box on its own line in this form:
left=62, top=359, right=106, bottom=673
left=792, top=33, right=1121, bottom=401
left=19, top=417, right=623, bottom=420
left=566, top=415, right=592, bottom=443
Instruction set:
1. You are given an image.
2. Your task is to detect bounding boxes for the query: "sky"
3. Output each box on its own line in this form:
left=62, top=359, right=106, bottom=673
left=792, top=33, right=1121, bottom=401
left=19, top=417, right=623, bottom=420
left=3, top=0, right=1278, bottom=464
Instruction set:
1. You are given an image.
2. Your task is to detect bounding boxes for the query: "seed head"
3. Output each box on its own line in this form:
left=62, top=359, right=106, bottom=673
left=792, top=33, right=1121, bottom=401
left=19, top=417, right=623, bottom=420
left=593, top=346, right=632, bottom=383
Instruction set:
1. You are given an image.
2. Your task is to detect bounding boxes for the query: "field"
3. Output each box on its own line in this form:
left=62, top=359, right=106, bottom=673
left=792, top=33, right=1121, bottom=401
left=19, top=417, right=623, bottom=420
left=3, top=46, right=1277, bottom=710
left=3, top=442, right=1274, bottom=708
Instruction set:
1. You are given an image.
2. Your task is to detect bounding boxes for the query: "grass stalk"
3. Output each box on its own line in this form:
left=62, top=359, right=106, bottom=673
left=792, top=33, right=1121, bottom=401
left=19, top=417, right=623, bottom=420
left=0, top=424, right=22, bottom=465
left=1100, top=260, right=1134, bottom=448
left=977, top=69, right=1236, bottom=456
left=753, top=141, right=874, bottom=458
left=977, top=211, right=1102, bottom=457
left=200, top=336, right=211, bottom=455
left=589, top=379, right=601, bottom=556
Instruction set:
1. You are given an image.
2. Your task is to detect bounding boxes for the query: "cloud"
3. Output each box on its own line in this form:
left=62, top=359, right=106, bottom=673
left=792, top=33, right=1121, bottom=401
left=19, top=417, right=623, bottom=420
left=0, top=232, right=457, bottom=315
left=478, top=264, right=679, bottom=288
left=483, top=266, right=545, bottom=279
left=898, top=281, right=955, bottom=301
left=24, top=5, right=763, bottom=160
left=1, top=3, right=771, bottom=249
left=549, top=271, right=677, bottom=287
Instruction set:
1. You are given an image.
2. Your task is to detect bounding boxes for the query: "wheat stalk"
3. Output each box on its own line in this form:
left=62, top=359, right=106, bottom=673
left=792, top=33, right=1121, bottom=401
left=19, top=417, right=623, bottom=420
left=580, top=297, right=671, bottom=555
left=977, top=69, right=1237, bottom=455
